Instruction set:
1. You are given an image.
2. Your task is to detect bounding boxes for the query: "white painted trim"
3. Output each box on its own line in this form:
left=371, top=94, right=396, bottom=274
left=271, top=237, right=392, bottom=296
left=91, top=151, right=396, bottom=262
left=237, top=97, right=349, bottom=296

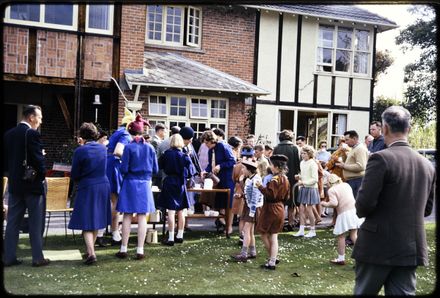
left=85, top=4, right=114, bottom=35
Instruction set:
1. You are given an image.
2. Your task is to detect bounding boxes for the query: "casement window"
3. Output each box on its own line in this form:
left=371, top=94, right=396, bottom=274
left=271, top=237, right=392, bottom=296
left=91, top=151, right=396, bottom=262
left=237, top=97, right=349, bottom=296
left=149, top=95, right=167, bottom=116
left=147, top=94, right=228, bottom=139
left=317, top=25, right=371, bottom=76
left=85, top=4, right=114, bottom=35
left=4, top=4, right=78, bottom=31
left=146, top=5, right=202, bottom=48
left=191, top=98, right=208, bottom=118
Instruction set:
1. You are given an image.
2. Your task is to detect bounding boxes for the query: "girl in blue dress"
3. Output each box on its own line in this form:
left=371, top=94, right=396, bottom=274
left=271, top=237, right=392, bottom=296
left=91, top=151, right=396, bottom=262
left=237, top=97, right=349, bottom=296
left=69, top=122, right=111, bottom=265
left=106, top=107, right=134, bottom=245
left=115, top=114, right=158, bottom=260
left=157, top=134, right=196, bottom=246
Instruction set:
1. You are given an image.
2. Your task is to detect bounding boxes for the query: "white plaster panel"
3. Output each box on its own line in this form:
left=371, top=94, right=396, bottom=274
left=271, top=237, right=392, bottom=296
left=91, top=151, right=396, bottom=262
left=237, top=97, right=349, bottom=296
left=316, top=75, right=332, bottom=105
left=335, top=77, right=349, bottom=106
left=279, top=16, right=297, bottom=102
left=347, top=110, right=370, bottom=136
left=298, top=18, right=317, bottom=104
left=257, top=12, right=279, bottom=101
left=254, top=104, right=279, bottom=145
left=352, top=78, right=371, bottom=108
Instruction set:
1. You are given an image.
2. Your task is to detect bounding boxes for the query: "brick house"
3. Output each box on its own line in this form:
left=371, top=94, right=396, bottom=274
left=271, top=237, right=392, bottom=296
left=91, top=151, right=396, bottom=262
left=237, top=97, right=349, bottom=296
left=2, top=4, right=396, bottom=169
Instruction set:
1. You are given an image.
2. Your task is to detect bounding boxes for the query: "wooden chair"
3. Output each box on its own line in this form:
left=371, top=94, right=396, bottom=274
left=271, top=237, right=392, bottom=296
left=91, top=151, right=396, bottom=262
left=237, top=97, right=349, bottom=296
left=45, top=177, right=74, bottom=243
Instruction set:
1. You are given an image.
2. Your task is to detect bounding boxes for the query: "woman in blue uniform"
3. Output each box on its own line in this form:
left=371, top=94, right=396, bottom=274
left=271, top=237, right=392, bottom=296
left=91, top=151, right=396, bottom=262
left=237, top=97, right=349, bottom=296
left=106, top=107, right=134, bottom=245
left=68, top=122, right=111, bottom=265
left=115, top=114, right=158, bottom=260
left=202, top=130, right=236, bottom=236
left=158, top=134, right=196, bottom=246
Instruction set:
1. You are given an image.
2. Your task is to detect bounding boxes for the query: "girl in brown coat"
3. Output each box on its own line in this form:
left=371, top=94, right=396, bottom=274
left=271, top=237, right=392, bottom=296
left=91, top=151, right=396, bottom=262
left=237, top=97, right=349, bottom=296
left=255, top=154, right=290, bottom=270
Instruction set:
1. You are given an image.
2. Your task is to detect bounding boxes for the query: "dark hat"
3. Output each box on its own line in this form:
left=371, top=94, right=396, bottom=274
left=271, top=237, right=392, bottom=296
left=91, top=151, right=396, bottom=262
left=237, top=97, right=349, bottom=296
left=179, top=126, right=194, bottom=140
left=270, top=154, right=288, bottom=163
left=228, top=136, right=242, bottom=148
left=296, top=136, right=305, bottom=141
left=128, top=113, right=150, bottom=134
left=240, top=146, right=255, bottom=157
left=241, top=158, right=258, bottom=169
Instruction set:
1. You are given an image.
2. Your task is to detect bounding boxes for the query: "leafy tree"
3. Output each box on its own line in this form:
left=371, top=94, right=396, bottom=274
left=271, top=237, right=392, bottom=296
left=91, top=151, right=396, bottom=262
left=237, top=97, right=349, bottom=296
left=395, top=5, right=437, bottom=124
left=408, top=121, right=436, bottom=149
left=374, top=49, right=394, bottom=85
left=372, top=95, right=401, bottom=122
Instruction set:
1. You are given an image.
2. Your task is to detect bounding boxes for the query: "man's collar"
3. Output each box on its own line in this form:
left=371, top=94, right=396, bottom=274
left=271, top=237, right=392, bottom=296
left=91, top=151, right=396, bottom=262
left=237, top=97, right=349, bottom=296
left=20, top=121, right=31, bottom=128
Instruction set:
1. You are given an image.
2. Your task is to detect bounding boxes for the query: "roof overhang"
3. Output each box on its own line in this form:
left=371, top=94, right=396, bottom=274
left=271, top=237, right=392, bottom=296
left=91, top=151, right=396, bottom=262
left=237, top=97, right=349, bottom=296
left=243, top=4, right=399, bottom=32
left=124, top=51, right=270, bottom=97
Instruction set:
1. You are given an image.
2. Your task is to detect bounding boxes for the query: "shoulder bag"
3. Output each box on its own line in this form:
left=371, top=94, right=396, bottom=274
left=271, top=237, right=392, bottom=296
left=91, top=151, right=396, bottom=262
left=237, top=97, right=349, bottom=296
left=22, top=129, right=37, bottom=182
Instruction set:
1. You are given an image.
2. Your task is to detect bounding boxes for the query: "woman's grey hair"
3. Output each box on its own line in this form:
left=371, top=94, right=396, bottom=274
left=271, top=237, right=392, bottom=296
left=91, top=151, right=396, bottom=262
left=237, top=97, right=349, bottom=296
left=381, top=106, right=411, bottom=134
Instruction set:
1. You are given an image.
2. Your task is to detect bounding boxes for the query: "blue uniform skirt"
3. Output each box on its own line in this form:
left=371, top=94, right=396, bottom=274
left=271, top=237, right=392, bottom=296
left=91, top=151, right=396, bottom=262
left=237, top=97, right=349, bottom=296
left=117, top=179, right=156, bottom=214
left=68, top=182, right=111, bottom=231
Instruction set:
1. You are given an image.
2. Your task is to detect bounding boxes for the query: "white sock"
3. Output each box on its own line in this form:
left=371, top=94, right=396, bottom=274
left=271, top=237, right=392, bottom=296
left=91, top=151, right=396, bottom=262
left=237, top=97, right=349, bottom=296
left=299, top=225, right=305, bottom=233
left=97, top=229, right=105, bottom=237
left=168, top=230, right=175, bottom=241
left=112, top=230, right=121, bottom=241
left=338, top=254, right=345, bottom=261
left=176, top=229, right=184, bottom=239
left=137, top=247, right=144, bottom=255
left=120, top=245, right=127, bottom=253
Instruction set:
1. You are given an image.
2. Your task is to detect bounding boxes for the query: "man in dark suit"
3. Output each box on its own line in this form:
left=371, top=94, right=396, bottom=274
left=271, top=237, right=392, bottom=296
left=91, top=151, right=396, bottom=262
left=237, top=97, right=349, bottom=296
left=3, top=105, right=50, bottom=267
left=352, top=106, right=436, bottom=295
left=273, top=130, right=300, bottom=231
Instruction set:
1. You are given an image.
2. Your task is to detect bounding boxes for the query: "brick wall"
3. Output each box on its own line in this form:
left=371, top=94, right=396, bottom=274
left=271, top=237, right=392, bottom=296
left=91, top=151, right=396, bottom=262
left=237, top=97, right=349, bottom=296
left=36, top=30, right=77, bottom=78
left=183, top=6, right=255, bottom=84
left=83, top=36, right=113, bottom=81
left=118, top=5, right=256, bottom=137
left=119, top=5, right=146, bottom=77
left=3, top=26, right=29, bottom=74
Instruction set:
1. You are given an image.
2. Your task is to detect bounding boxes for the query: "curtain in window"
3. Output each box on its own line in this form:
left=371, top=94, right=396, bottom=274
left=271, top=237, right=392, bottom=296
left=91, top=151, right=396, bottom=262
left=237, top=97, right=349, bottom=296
left=89, top=4, right=109, bottom=30
left=45, top=4, right=73, bottom=26
left=10, top=4, right=39, bottom=21
left=336, top=114, right=347, bottom=136
left=354, top=30, right=370, bottom=74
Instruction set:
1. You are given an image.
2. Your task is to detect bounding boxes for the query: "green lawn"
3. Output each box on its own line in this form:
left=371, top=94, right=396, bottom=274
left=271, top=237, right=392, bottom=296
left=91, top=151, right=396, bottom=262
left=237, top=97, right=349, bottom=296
left=3, top=223, right=436, bottom=295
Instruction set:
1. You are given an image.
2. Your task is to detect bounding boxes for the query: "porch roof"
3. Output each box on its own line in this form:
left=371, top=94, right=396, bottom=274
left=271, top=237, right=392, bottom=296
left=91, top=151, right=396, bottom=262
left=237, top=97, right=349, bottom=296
left=244, top=4, right=398, bottom=32
left=124, top=51, right=270, bottom=96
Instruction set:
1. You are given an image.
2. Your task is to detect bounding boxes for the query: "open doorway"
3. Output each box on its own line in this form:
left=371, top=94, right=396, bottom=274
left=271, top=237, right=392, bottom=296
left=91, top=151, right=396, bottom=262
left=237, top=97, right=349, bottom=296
left=297, top=111, right=328, bottom=148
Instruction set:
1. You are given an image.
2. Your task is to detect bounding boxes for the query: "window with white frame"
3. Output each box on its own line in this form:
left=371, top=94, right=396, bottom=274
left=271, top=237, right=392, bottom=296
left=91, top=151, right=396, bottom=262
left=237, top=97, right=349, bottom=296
left=211, top=99, right=227, bottom=119
left=86, top=4, right=114, bottom=35
left=331, top=113, right=347, bottom=147
left=147, top=94, right=228, bottom=139
left=191, top=98, right=208, bottom=118
left=149, top=95, right=167, bottom=115
left=4, top=4, right=78, bottom=31
left=146, top=5, right=202, bottom=48
left=170, top=96, right=187, bottom=117
left=187, top=6, right=201, bottom=47
left=317, top=25, right=371, bottom=76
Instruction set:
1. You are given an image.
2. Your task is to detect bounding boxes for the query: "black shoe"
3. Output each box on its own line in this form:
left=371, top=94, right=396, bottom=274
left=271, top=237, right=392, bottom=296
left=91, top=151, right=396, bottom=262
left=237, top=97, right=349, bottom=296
left=32, top=258, right=50, bottom=267
left=95, top=237, right=106, bottom=247
left=260, top=263, right=276, bottom=270
left=135, top=253, right=145, bottom=260
left=162, top=240, right=174, bottom=246
left=4, top=259, right=23, bottom=267
left=111, top=239, right=122, bottom=246
left=115, top=251, right=128, bottom=259
left=84, top=255, right=97, bottom=265
left=175, top=237, right=184, bottom=243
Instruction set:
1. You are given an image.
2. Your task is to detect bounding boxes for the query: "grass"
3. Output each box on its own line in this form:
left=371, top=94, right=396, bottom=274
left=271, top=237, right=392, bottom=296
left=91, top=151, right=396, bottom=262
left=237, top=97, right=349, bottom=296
left=3, top=223, right=436, bottom=295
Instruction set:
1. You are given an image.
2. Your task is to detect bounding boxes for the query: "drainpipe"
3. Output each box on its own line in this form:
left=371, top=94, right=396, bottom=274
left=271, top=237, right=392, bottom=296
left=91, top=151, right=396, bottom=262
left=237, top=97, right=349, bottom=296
left=73, top=34, right=83, bottom=133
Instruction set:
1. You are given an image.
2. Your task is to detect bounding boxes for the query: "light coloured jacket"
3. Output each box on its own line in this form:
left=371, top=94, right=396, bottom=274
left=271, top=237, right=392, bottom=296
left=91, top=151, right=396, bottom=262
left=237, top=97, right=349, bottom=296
left=244, top=174, right=264, bottom=217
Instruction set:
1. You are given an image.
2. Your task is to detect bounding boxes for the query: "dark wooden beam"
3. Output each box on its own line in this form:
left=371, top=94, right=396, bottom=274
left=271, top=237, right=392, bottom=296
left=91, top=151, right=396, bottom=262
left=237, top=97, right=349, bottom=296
left=276, top=13, right=283, bottom=104
left=28, top=28, right=37, bottom=76
left=3, top=74, right=112, bottom=88
left=294, top=15, right=302, bottom=104
left=56, top=94, right=73, bottom=130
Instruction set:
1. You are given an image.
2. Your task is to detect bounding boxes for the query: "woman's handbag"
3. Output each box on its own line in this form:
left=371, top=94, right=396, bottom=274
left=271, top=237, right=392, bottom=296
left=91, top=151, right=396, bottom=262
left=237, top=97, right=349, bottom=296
left=22, top=129, right=37, bottom=182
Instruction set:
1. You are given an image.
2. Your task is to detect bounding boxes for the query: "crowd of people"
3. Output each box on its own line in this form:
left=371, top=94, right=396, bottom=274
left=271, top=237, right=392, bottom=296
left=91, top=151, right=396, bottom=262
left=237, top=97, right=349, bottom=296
left=3, top=105, right=435, bottom=295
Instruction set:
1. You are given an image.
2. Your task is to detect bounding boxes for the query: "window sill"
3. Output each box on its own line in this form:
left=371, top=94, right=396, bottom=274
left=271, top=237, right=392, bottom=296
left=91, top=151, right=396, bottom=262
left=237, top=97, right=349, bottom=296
left=313, top=72, right=372, bottom=80
left=145, top=43, right=205, bottom=54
